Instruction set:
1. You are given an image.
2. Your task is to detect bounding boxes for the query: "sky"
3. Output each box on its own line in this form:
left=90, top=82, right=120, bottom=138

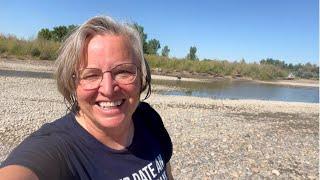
left=1, top=0, right=319, bottom=65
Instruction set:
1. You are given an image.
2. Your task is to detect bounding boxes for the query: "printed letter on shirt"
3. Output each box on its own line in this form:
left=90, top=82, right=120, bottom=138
left=120, top=154, right=167, bottom=180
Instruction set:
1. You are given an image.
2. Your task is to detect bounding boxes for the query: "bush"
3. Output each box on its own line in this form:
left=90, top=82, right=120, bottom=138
left=9, top=43, right=25, bottom=56
left=31, top=47, right=41, bottom=57
left=39, top=50, right=57, bottom=60
left=0, top=44, right=7, bottom=54
left=0, top=34, right=316, bottom=80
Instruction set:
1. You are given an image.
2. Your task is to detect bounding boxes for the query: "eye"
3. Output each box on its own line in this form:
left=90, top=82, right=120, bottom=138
left=80, top=69, right=101, bottom=80
left=115, top=69, right=135, bottom=74
left=113, top=65, right=136, bottom=76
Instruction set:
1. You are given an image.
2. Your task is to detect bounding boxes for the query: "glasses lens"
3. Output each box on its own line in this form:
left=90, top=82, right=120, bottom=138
left=112, top=64, right=137, bottom=84
left=78, top=64, right=138, bottom=90
left=79, top=68, right=102, bottom=89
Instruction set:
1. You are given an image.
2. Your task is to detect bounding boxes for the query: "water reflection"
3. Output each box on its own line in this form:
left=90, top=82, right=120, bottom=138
left=152, top=79, right=319, bottom=103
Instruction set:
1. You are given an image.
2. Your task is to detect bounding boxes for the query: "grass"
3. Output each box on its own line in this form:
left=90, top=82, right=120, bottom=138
left=0, top=34, right=291, bottom=80
left=145, top=54, right=288, bottom=80
left=0, top=34, right=60, bottom=60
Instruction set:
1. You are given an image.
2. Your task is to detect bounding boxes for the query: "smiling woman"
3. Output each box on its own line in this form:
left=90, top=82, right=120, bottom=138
left=0, top=16, right=173, bottom=180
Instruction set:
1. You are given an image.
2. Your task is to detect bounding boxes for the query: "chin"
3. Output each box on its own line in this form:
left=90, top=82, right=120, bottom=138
left=96, top=114, right=128, bottom=128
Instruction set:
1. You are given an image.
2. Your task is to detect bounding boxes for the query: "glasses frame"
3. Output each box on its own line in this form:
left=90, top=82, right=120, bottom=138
left=76, top=63, right=140, bottom=90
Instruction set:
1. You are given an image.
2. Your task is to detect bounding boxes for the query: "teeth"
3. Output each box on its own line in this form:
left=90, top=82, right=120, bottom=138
left=98, top=100, right=122, bottom=108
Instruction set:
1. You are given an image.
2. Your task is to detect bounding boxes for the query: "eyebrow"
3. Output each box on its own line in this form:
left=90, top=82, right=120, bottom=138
left=83, top=62, right=136, bottom=69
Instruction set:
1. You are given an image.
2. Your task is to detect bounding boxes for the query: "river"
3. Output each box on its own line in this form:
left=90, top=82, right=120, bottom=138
left=0, top=69, right=318, bottom=103
left=153, top=79, right=319, bottom=103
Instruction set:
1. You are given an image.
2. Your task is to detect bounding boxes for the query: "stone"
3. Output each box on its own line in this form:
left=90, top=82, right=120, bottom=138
left=272, top=169, right=280, bottom=176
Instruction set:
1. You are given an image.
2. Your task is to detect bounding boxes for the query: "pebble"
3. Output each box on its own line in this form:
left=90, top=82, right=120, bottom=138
left=272, top=169, right=280, bottom=176
left=0, top=59, right=319, bottom=179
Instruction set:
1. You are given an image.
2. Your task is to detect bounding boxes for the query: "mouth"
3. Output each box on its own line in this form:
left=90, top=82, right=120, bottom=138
left=96, top=99, right=125, bottom=109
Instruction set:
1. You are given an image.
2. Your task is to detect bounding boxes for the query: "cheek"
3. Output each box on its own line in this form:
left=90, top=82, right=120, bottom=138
left=76, top=87, right=97, bottom=104
left=132, top=78, right=142, bottom=97
left=120, top=80, right=141, bottom=103
left=124, top=84, right=141, bottom=100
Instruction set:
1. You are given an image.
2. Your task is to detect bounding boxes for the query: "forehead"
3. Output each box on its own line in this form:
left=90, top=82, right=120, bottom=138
left=82, top=34, right=138, bottom=68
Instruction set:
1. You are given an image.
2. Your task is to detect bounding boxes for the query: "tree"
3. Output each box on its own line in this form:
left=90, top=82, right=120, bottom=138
left=37, top=25, right=78, bottom=42
left=186, top=46, right=198, bottom=60
left=52, top=26, right=68, bottom=42
left=260, top=58, right=286, bottom=68
left=161, top=45, right=170, bottom=57
left=132, top=23, right=148, bottom=53
left=67, top=25, right=78, bottom=33
left=146, top=39, right=161, bottom=55
left=240, top=58, right=246, bottom=64
left=37, top=28, right=52, bottom=40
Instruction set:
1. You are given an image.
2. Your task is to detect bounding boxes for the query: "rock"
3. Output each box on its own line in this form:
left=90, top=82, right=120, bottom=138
left=272, top=169, right=280, bottom=176
left=251, top=167, right=260, bottom=173
left=307, top=175, right=317, bottom=180
left=0, top=59, right=319, bottom=179
left=230, top=171, right=239, bottom=178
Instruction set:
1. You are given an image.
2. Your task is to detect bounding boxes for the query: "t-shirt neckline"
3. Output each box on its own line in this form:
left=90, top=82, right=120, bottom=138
left=67, top=112, right=137, bottom=154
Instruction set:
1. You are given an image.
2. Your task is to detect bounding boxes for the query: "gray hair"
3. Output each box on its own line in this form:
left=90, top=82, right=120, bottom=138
left=55, top=16, right=151, bottom=112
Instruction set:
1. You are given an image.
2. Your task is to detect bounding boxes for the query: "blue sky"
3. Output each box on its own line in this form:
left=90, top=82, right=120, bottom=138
left=1, top=0, right=318, bottom=64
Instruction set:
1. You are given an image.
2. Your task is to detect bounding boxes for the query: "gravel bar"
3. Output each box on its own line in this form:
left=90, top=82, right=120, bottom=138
left=0, top=59, right=319, bottom=179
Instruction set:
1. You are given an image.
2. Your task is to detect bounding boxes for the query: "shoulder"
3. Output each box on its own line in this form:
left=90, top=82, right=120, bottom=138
left=134, top=102, right=161, bottom=124
left=33, top=113, right=75, bottom=136
left=133, top=102, right=173, bottom=163
left=1, top=113, right=76, bottom=179
left=134, top=101, right=153, bottom=113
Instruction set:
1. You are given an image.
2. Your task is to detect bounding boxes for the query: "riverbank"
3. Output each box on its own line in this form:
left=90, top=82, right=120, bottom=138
left=1, top=58, right=318, bottom=87
left=0, top=58, right=319, bottom=179
left=254, top=79, right=319, bottom=88
left=152, top=74, right=319, bottom=87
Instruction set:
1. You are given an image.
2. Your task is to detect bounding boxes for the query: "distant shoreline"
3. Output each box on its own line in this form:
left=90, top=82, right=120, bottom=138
left=253, top=79, right=319, bottom=88
left=151, top=74, right=319, bottom=88
left=1, top=57, right=319, bottom=88
left=1, top=58, right=319, bottom=178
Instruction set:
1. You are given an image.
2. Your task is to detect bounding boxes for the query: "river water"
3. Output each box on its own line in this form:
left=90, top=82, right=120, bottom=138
left=153, top=79, right=319, bottom=103
left=0, top=69, right=318, bottom=103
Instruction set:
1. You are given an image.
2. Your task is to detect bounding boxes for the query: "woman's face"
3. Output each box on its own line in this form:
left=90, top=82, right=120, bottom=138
left=75, top=34, right=141, bottom=132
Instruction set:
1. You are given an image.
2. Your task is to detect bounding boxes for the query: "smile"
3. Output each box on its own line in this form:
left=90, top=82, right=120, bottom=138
left=97, top=100, right=124, bottom=109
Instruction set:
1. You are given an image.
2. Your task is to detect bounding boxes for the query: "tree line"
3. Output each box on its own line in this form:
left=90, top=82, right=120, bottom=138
left=0, top=24, right=317, bottom=80
left=37, top=23, right=199, bottom=61
left=260, top=58, right=319, bottom=79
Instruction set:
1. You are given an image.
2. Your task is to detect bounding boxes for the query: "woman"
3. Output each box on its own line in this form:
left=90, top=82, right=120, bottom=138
left=0, top=16, right=173, bottom=180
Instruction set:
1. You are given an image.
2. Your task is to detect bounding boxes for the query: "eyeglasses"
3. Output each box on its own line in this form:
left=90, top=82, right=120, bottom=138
left=77, top=63, right=139, bottom=90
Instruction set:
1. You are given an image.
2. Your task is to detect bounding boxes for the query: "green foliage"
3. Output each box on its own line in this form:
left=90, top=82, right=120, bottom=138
left=161, top=45, right=170, bottom=57
left=0, top=34, right=60, bottom=60
left=131, top=23, right=163, bottom=55
left=260, top=58, right=286, bottom=68
left=31, top=47, right=41, bottom=57
left=0, top=35, right=8, bottom=53
left=145, top=54, right=293, bottom=80
left=186, top=46, right=198, bottom=61
left=37, top=25, right=78, bottom=42
left=52, top=26, right=68, bottom=42
left=35, top=39, right=60, bottom=60
left=146, top=39, right=161, bottom=55
left=132, top=23, right=148, bottom=53
left=0, top=32, right=317, bottom=80
left=38, top=28, right=52, bottom=40
left=260, top=58, right=318, bottom=79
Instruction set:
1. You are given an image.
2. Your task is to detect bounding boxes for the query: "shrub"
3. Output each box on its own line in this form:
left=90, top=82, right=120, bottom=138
left=0, top=44, right=7, bottom=54
left=31, top=47, right=41, bottom=57
left=39, top=50, right=57, bottom=60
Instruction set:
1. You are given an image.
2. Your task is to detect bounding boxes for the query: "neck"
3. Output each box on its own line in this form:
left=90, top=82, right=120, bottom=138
left=75, top=112, right=135, bottom=150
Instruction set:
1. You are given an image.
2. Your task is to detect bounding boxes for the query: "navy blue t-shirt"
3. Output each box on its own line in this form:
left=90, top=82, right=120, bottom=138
left=1, top=102, right=172, bottom=180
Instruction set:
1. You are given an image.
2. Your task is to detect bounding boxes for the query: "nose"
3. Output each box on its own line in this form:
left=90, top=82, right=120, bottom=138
left=98, top=72, right=118, bottom=96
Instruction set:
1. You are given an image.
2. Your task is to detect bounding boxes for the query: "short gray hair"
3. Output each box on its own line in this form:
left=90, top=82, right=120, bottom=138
left=55, top=16, right=151, bottom=112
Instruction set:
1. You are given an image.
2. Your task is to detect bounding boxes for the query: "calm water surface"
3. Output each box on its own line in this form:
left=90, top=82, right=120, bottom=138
left=153, top=79, right=319, bottom=103
left=0, top=69, right=318, bottom=103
